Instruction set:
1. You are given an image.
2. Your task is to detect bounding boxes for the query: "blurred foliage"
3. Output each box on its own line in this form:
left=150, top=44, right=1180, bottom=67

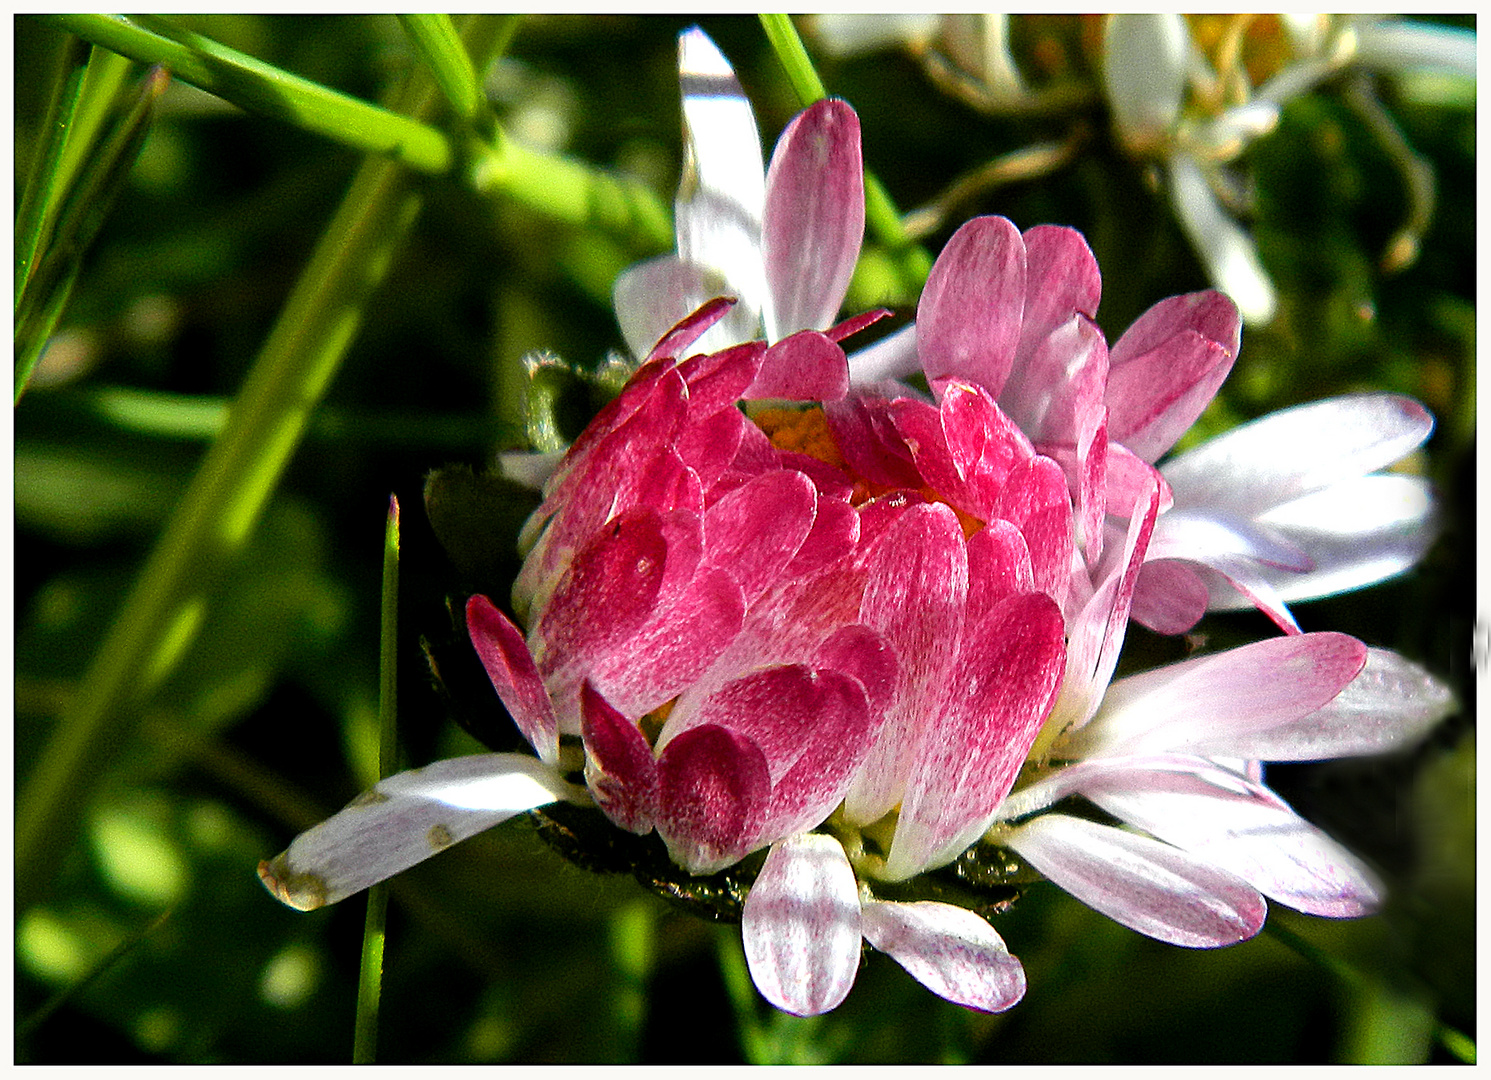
left=13, top=13, right=1474, bottom=1064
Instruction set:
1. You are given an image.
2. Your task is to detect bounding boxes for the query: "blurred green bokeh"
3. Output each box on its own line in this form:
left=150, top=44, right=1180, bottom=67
left=14, top=14, right=1474, bottom=1064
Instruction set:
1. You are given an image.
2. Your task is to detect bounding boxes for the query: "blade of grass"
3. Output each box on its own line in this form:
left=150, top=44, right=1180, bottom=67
left=14, top=15, right=514, bottom=914
left=352, top=495, right=401, bottom=1065
left=757, top=14, right=932, bottom=295
left=14, top=33, right=92, bottom=307
left=16, top=65, right=168, bottom=403
left=398, top=14, right=486, bottom=130
left=39, top=13, right=453, bottom=174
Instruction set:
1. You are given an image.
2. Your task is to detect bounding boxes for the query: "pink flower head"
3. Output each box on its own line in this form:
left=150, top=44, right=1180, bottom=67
left=259, top=296, right=1071, bottom=1018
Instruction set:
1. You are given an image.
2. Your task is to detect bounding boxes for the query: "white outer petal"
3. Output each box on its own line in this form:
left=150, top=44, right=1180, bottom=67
left=741, top=833, right=863, bottom=1016
left=860, top=899, right=1025, bottom=1013
left=258, top=754, right=582, bottom=911
left=1005, top=813, right=1266, bottom=947
left=1166, top=154, right=1277, bottom=325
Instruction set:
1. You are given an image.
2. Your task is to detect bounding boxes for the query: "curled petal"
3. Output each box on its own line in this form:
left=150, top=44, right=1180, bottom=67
left=258, top=754, right=581, bottom=911
left=762, top=98, right=865, bottom=340
left=1005, top=813, right=1266, bottom=947
left=466, top=594, right=559, bottom=765
left=742, top=834, right=863, bottom=1016
left=615, top=259, right=750, bottom=361
left=860, top=899, right=1025, bottom=1013
left=1106, top=324, right=1234, bottom=463
left=656, top=724, right=770, bottom=874
left=580, top=682, right=660, bottom=834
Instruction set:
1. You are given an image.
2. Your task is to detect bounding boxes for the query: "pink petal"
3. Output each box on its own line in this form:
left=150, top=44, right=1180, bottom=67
left=644, top=296, right=743, bottom=363
left=1005, top=813, right=1266, bottom=947
left=1127, top=558, right=1210, bottom=634
left=762, top=98, right=865, bottom=339
left=993, top=455, right=1074, bottom=608
left=466, top=594, right=558, bottom=765
left=1016, top=225, right=1102, bottom=361
left=579, top=682, right=659, bottom=834
left=586, top=567, right=747, bottom=719
left=886, top=591, right=1066, bottom=878
left=843, top=502, right=968, bottom=826
left=824, top=395, right=924, bottom=489
left=1109, top=289, right=1240, bottom=376
left=676, top=339, right=768, bottom=412
left=937, top=380, right=1033, bottom=514
left=614, top=258, right=753, bottom=360
left=656, top=724, right=770, bottom=874
left=917, top=216, right=1027, bottom=396
left=826, top=307, right=893, bottom=345
left=1106, top=330, right=1233, bottom=463
left=746, top=330, right=851, bottom=401
left=963, top=520, right=1034, bottom=625
left=675, top=407, right=748, bottom=492
left=534, top=508, right=702, bottom=695
left=860, top=899, right=1026, bottom=1013
left=741, top=833, right=863, bottom=1016
left=783, top=494, right=860, bottom=578
left=1074, top=757, right=1383, bottom=917
left=1179, top=646, right=1454, bottom=762
left=1001, top=312, right=1109, bottom=443
left=703, top=469, right=818, bottom=599
left=814, top=624, right=898, bottom=715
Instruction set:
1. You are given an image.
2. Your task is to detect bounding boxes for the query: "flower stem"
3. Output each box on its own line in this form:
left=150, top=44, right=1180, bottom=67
left=352, top=496, right=401, bottom=1065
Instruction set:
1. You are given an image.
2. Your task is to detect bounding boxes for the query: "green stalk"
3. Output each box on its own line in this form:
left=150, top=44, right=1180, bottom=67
left=757, top=14, right=932, bottom=294
left=14, top=33, right=92, bottom=307
left=39, top=13, right=453, bottom=174
left=397, top=14, right=485, bottom=128
left=352, top=495, right=401, bottom=1065
left=16, top=65, right=168, bottom=403
left=13, top=19, right=514, bottom=913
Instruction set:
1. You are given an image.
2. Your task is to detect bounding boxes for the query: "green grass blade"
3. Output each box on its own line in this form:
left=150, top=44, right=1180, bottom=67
left=398, top=14, right=486, bottom=128
left=352, top=495, right=401, bottom=1065
left=15, top=64, right=168, bottom=404
left=39, top=13, right=453, bottom=174
left=14, top=33, right=91, bottom=307
left=11, top=20, right=486, bottom=912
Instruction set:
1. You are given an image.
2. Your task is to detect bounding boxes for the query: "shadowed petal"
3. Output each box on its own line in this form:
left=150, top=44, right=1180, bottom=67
left=1005, top=813, right=1266, bottom=947
left=762, top=99, right=865, bottom=339
left=861, top=899, right=1026, bottom=1013
left=466, top=595, right=559, bottom=765
left=656, top=724, right=770, bottom=874
left=580, top=682, right=660, bottom=834
left=258, top=754, right=582, bottom=911
left=742, top=833, right=862, bottom=1016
